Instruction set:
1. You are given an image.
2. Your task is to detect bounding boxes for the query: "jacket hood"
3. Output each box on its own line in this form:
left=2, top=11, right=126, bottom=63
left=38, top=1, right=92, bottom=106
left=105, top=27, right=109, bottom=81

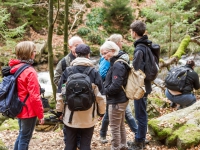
left=110, top=51, right=129, bottom=65
left=134, top=35, right=152, bottom=47
left=9, top=59, right=21, bottom=67
left=9, top=59, right=23, bottom=74
left=70, top=57, right=94, bottom=67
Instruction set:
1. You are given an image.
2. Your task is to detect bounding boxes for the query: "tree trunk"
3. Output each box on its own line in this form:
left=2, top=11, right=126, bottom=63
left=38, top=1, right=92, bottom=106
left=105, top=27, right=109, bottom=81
left=47, top=0, right=56, bottom=100
left=63, top=0, right=69, bottom=56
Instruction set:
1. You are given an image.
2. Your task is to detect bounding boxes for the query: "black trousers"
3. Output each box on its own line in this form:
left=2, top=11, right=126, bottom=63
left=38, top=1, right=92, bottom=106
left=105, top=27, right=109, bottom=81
left=63, top=125, right=94, bottom=150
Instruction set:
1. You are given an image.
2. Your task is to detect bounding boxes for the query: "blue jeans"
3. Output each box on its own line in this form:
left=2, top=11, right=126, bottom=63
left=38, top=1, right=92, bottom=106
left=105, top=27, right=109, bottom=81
left=165, top=89, right=196, bottom=107
left=100, top=104, right=109, bottom=137
left=125, top=104, right=138, bottom=134
left=134, top=95, right=148, bottom=142
left=14, top=117, right=37, bottom=150
left=100, top=104, right=138, bottom=137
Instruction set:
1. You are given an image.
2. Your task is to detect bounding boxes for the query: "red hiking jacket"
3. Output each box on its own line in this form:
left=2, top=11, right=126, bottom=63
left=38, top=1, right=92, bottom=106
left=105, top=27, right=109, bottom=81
left=9, top=59, right=44, bottom=119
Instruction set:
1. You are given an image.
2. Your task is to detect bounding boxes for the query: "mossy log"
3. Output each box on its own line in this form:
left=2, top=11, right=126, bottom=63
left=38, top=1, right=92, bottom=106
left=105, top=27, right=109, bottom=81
left=159, top=35, right=191, bottom=69
left=148, top=101, right=200, bottom=150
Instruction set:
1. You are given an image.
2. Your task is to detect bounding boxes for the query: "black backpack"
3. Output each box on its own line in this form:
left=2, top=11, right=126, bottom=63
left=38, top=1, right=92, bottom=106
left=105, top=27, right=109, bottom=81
left=165, top=66, right=192, bottom=91
left=65, top=66, right=95, bottom=123
left=0, top=64, right=30, bottom=118
left=136, top=43, right=160, bottom=81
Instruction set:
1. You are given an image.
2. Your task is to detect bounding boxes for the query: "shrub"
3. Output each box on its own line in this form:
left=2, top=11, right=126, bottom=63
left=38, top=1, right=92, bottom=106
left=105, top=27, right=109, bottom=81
left=103, top=0, right=134, bottom=34
left=77, top=27, right=91, bottom=36
left=86, top=7, right=105, bottom=30
left=87, top=32, right=104, bottom=45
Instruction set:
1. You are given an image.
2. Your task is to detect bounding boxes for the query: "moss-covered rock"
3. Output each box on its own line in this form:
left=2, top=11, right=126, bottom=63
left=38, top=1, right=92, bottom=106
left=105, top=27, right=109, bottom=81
left=0, top=139, right=8, bottom=150
left=148, top=101, right=200, bottom=149
left=0, top=118, right=18, bottom=131
left=0, top=115, right=8, bottom=126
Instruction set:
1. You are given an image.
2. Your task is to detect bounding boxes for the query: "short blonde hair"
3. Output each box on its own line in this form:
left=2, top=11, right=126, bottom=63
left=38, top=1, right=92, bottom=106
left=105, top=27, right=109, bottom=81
left=107, top=34, right=123, bottom=44
left=15, top=41, right=36, bottom=60
left=100, top=41, right=120, bottom=56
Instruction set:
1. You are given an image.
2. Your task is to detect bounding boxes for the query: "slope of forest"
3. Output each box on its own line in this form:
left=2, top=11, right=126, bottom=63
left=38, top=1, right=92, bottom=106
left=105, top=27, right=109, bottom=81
left=0, top=0, right=200, bottom=150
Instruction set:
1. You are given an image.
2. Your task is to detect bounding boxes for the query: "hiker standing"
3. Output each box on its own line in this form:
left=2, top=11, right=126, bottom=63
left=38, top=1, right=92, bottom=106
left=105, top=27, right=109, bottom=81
left=53, top=36, right=84, bottom=149
left=56, top=44, right=106, bottom=150
left=100, top=41, right=129, bottom=150
left=53, top=36, right=84, bottom=86
left=9, top=41, right=44, bottom=150
left=99, top=34, right=138, bottom=144
left=165, top=60, right=200, bottom=109
left=128, top=20, right=154, bottom=150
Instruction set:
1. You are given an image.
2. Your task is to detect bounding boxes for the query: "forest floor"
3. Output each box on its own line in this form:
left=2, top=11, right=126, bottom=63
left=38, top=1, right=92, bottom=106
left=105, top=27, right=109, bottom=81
left=1, top=1, right=199, bottom=150
left=1, top=99, right=200, bottom=150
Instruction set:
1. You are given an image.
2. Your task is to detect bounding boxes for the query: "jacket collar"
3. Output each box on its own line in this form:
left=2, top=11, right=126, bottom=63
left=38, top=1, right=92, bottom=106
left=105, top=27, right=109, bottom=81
left=134, top=35, right=152, bottom=47
left=70, top=57, right=94, bottom=67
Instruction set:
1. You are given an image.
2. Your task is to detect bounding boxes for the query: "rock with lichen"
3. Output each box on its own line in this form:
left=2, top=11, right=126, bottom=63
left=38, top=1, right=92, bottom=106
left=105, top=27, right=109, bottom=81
left=148, top=100, right=200, bottom=150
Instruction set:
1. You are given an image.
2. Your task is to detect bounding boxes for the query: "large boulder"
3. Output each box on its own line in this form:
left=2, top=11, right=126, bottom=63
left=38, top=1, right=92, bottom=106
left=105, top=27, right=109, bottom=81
left=148, top=101, right=200, bottom=150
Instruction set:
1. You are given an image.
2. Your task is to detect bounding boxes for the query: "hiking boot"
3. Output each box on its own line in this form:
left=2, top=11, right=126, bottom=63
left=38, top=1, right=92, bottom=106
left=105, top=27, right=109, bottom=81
left=120, top=146, right=128, bottom=150
left=99, top=136, right=108, bottom=144
left=127, top=140, right=144, bottom=150
left=170, top=102, right=177, bottom=108
left=144, top=139, right=149, bottom=144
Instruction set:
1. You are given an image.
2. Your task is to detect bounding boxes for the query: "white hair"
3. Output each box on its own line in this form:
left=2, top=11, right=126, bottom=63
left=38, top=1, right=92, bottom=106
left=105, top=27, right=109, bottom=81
left=100, top=41, right=120, bottom=56
left=68, top=36, right=83, bottom=46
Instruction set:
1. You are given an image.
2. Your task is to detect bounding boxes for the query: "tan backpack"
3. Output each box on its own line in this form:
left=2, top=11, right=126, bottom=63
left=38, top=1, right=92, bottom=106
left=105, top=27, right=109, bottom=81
left=115, top=59, right=146, bottom=100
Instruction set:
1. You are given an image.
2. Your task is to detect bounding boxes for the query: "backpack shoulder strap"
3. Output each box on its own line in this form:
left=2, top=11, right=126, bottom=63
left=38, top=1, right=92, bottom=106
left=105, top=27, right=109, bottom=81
left=114, top=59, right=130, bottom=69
left=66, top=66, right=74, bottom=76
left=61, top=57, right=67, bottom=72
left=83, top=67, right=94, bottom=76
left=13, top=64, right=30, bottom=104
left=14, top=64, right=30, bottom=78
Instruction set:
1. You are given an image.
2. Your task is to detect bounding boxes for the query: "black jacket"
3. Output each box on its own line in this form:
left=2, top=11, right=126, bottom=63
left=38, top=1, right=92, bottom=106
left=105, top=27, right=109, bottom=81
left=104, top=51, right=129, bottom=104
left=57, top=63, right=104, bottom=95
left=182, top=65, right=200, bottom=93
left=132, top=35, right=152, bottom=94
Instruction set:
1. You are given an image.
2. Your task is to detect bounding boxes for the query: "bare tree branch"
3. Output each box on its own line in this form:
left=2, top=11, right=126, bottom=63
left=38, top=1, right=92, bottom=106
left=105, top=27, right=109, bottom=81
left=68, top=3, right=86, bottom=35
left=53, top=0, right=60, bottom=25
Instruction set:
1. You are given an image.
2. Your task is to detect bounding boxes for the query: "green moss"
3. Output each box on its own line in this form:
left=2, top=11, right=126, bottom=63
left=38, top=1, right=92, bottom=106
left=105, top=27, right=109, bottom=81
left=0, top=139, right=7, bottom=150
left=49, top=96, right=56, bottom=109
left=0, top=115, right=8, bottom=126
left=149, top=97, right=165, bottom=107
left=166, top=124, right=200, bottom=149
left=157, top=128, right=172, bottom=138
left=148, top=119, right=172, bottom=140
left=172, top=35, right=190, bottom=59
left=0, top=118, right=18, bottom=131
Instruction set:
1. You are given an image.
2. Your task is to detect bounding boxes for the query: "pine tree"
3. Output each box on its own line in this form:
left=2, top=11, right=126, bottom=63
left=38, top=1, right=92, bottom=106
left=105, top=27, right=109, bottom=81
left=103, top=0, right=134, bottom=34
left=142, top=0, right=200, bottom=57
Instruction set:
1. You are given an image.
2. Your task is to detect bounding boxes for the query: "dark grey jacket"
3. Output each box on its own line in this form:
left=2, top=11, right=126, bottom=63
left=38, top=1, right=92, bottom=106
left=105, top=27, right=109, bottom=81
left=133, top=35, right=152, bottom=94
left=104, top=51, right=129, bottom=104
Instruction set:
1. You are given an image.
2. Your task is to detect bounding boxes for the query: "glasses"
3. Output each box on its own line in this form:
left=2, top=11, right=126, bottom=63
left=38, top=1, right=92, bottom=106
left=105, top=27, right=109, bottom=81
left=101, top=51, right=111, bottom=56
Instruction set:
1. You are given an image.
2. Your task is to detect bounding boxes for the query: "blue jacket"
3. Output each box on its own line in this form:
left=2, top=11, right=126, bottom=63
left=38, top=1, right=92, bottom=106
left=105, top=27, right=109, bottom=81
left=98, top=57, right=110, bottom=81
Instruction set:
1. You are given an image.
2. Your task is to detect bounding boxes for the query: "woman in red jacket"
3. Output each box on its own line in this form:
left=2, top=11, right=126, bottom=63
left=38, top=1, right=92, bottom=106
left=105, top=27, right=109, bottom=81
left=9, top=41, right=44, bottom=150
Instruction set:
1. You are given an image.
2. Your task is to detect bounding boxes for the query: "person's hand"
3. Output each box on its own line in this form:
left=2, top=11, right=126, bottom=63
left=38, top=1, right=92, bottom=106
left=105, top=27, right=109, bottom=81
left=39, top=118, right=45, bottom=125
left=98, top=116, right=103, bottom=121
left=56, top=112, right=63, bottom=120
